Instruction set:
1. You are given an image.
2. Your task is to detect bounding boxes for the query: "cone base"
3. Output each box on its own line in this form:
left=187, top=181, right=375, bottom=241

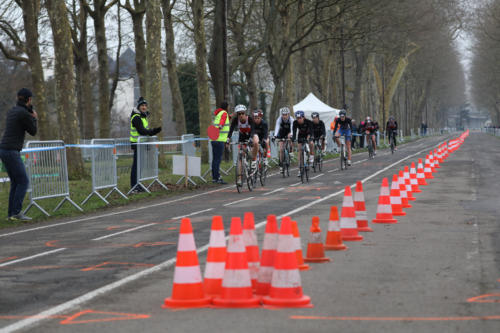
left=402, top=203, right=412, bottom=208
left=392, top=211, right=406, bottom=216
left=298, top=264, right=310, bottom=271
left=262, top=295, right=311, bottom=307
left=358, top=226, right=374, bottom=232
left=372, top=218, right=397, bottom=224
left=342, top=235, right=363, bottom=241
left=425, top=175, right=434, bottom=179
left=163, top=296, right=211, bottom=308
left=418, top=181, right=428, bottom=186
left=408, top=196, right=416, bottom=201
left=212, top=296, right=261, bottom=308
left=412, top=189, right=422, bottom=193
left=324, top=244, right=347, bottom=251
left=304, top=257, right=331, bottom=263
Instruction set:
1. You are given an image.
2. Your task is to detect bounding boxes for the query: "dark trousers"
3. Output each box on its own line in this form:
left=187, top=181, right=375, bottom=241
left=211, top=141, right=224, bottom=181
left=130, top=145, right=138, bottom=189
left=0, top=149, right=29, bottom=217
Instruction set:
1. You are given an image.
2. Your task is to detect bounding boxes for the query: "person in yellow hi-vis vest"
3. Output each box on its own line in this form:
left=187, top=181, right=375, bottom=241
left=211, top=101, right=229, bottom=184
left=130, top=97, right=161, bottom=193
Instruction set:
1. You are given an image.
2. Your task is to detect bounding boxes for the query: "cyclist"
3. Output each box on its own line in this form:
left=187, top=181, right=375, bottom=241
left=333, top=109, right=352, bottom=166
left=386, top=116, right=398, bottom=151
left=273, top=107, right=294, bottom=173
left=227, top=105, right=257, bottom=185
left=252, top=109, right=270, bottom=166
left=311, top=112, right=326, bottom=155
left=292, top=110, right=314, bottom=177
left=361, top=116, right=379, bottom=155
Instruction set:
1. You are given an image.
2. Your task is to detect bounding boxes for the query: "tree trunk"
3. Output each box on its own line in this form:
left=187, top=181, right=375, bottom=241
left=244, top=66, right=258, bottom=111
left=20, top=0, right=50, bottom=139
left=109, top=4, right=122, bottom=113
left=129, top=1, right=147, bottom=97
left=192, top=0, right=211, bottom=163
left=269, top=77, right=283, bottom=128
left=284, top=55, right=295, bottom=111
left=162, top=0, right=186, bottom=136
left=208, top=0, right=227, bottom=107
left=146, top=0, right=162, bottom=129
left=46, top=0, right=84, bottom=178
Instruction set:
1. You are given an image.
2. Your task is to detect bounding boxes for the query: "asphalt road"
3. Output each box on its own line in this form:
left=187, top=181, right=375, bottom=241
left=1, top=132, right=499, bottom=332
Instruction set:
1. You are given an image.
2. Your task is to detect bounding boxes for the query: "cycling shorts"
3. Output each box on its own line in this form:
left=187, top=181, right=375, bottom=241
left=337, top=128, right=351, bottom=141
left=297, top=136, right=312, bottom=144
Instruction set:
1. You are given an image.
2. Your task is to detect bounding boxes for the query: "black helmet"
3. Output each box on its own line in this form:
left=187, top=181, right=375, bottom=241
left=339, top=109, right=346, bottom=117
left=311, top=112, right=319, bottom=118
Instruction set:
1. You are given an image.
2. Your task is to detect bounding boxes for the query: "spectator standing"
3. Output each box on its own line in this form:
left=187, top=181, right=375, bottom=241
left=351, top=119, right=358, bottom=149
left=210, top=101, right=229, bottom=184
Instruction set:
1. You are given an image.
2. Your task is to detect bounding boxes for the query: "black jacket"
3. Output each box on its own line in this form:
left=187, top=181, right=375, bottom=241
left=130, top=108, right=161, bottom=137
left=0, top=102, right=37, bottom=151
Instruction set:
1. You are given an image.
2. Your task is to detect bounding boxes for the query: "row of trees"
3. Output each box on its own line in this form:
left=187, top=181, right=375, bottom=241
left=0, top=0, right=466, bottom=177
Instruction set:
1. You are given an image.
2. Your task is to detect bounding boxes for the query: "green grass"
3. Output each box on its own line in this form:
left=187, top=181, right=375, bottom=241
left=0, top=135, right=429, bottom=229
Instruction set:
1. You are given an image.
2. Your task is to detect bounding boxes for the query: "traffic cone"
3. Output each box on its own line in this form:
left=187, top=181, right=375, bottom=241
left=304, top=216, right=330, bottom=263
left=437, top=146, right=444, bottom=163
left=390, top=174, right=406, bottom=216
left=164, top=218, right=211, bottom=308
left=324, top=206, right=348, bottom=251
left=424, top=156, right=434, bottom=179
left=203, top=216, right=226, bottom=297
left=409, top=162, right=421, bottom=193
left=429, top=151, right=436, bottom=172
left=433, top=149, right=441, bottom=169
left=291, top=219, right=310, bottom=270
left=416, top=159, right=428, bottom=186
left=340, top=186, right=363, bottom=241
left=354, top=181, right=373, bottom=232
left=212, top=217, right=260, bottom=307
left=403, top=166, right=416, bottom=201
left=243, top=212, right=260, bottom=290
left=262, top=217, right=312, bottom=307
left=372, top=178, right=398, bottom=224
left=398, top=170, right=412, bottom=208
left=256, top=215, right=278, bottom=297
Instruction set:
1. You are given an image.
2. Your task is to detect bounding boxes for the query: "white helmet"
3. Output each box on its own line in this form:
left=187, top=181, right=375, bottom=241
left=234, top=104, right=247, bottom=114
left=280, top=107, right=290, bottom=115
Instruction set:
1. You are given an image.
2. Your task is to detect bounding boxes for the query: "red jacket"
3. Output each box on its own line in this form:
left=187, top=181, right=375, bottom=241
left=213, top=108, right=228, bottom=127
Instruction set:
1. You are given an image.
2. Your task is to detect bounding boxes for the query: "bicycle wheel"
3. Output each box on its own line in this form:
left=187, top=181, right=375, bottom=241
left=305, top=156, right=310, bottom=182
left=245, top=157, right=253, bottom=191
left=368, top=140, right=374, bottom=159
left=236, top=155, right=243, bottom=193
left=390, top=135, right=395, bottom=154
left=340, top=144, right=345, bottom=170
left=260, top=162, right=267, bottom=186
left=319, top=152, right=323, bottom=171
left=284, top=148, right=290, bottom=177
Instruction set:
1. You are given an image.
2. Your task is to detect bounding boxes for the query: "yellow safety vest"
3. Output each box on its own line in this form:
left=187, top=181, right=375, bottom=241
left=130, top=113, right=149, bottom=143
left=212, top=110, right=230, bottom=142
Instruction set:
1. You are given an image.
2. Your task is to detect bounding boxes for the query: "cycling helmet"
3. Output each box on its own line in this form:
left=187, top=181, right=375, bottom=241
left=311, top=112, right=320, bottom=118
left=366, top=116, right=371, bottom=121
left=388, top=116, right=395, bottom=121
left=339, top=109, right=346, bottom=117
left=280, top=107, right=290, bottom=115
left=295, top=110, right=305, bottom=118
left=235, top=104, right=247, bottom=114
left=253, top=109, right=263, bottom=117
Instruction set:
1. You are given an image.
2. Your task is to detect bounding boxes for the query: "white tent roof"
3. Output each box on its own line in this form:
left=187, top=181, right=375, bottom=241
left=293, top=93, right=340, bottom=114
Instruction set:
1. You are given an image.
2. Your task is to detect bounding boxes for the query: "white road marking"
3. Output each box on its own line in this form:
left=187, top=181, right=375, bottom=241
left=309, top=173, right=324, bottom=180
left=0, top=248, right=66, bottom=268
left=171, top=208, right=215, bottom=220
left=223, top=196, right=254, bottom=207
left=91, top=223, right=158, bottom=241
left=328, top=168, right=339, bottom=173
left=289, top=182, right=302, bottom=187
left=354, top=159, right=367, bottom=164
left=0, top=139, right=447, bottom=333
left=262, top=187, right=285, bottom=196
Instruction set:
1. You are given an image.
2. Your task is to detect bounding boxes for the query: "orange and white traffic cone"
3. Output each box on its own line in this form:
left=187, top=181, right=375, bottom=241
left=291, top=219, right=310, bottom=270
left=437, top=145, right=444, bottom=163
left=416, top=159, right=428, bottom=186
left=372, top=178, right=398, bottom=224
left=409, top=162, right=421, bottom=193
left=340, top=186, right=363, bottom=241
left=423, top=156, right=434, bottom=179
left=256, top=215, right=278, bottom=297
left=429, top=151, right=436, bottom=172
left=324, top=206, right=348, bottom=251
left=403, top=166, right=416, bottom=201
left=164, top=218, right=211, bottom=308
left=390, top=174, right=406, bottom=216
left=212, top=217, right=260, bottom=307
left=243, top=212, right=260, bottom=290
left=304, top=216, right=331, bottom=263
left=203, top=216, right=226, bottom=297
left=262, top=217, right=312, bottom=307
left=354, top=181, right=373, bottom=232
left=398, top=170, right=412, bottom=209
left=433, top=149, right=441, bottom=169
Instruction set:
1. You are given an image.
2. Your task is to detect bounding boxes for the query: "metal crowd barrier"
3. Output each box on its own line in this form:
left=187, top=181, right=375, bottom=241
left=81, top=139, right=128, bottom=205
left=22, top=140, right=82, bottom=216
left=127, top=136, right=168, bottom=194
left=114, top=138, right=132, bottom=156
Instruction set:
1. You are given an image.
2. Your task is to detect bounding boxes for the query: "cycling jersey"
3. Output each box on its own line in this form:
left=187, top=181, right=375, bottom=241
left=312, top=120, right=326, bottom=140
left=333, top=117, right=352, bottom=132
left=228, top=116, right=255, bottom=142
left=253, top=119, right=269, bottom=142
left=274, top=116, right=294, bottom=139
left=361, top=121, right=379, bottom=134
left=292, top=118, right=313, bottom=143
left=386, top=120, right=398, bottom=131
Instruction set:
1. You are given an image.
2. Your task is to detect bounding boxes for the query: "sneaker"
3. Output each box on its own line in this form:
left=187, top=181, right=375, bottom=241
left=374, top=151, right=377, bottom=156
left=309, top=155, right=314, bottom=164
left=347, top=160, right=352, bottom=166
left=9, top=214, right=32, bottom=221
left=297, top=171, right=302, bottom=178
left=236, top=178, right=242, bottom=187
left=212, top=179, right=219, bottom=184
left=280, top=166, right=284, bottom=173
left=216, top=179, right=227, bottom=185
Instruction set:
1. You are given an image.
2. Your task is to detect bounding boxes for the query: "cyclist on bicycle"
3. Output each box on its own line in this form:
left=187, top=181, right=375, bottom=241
left=386, top=116, right=398, bottom=151
left=311, top=112, right=326, bottom=155
left=273, top=107, right=294, bottom=173
left=227, top=105, right=258, bottom=179
left=292, top=110, right=314, bottom=177
left=333, top=109, right=352, bottom=166
left=361, top=116, right=379, bottom=155
left=252, top=109, right=270, bottom=166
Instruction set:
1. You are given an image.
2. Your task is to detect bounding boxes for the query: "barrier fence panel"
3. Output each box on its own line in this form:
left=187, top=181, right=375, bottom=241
left=22, top=140, right=82, bottom=216
left=114, top=138, right=132, bottom=156
left=127, top=136, right=168, bottom=194
left=81, top=139, right=128, bottom=205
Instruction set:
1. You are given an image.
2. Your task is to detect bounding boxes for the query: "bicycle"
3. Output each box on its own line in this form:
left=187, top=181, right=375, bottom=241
left=276, top=138, right=291, bottom=178
left=365, top=133, right=375, bottom=159
left=297, top=139, right=310, bottom=183
left=338, top=134, right=348, bottom=170
left=253, top=144, right=268, bottom=187
left=233, top=141, right=254, bottom=193
left=312, top=139, right=323, bottom=172
left=389, top=130, right=396, bottom=154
